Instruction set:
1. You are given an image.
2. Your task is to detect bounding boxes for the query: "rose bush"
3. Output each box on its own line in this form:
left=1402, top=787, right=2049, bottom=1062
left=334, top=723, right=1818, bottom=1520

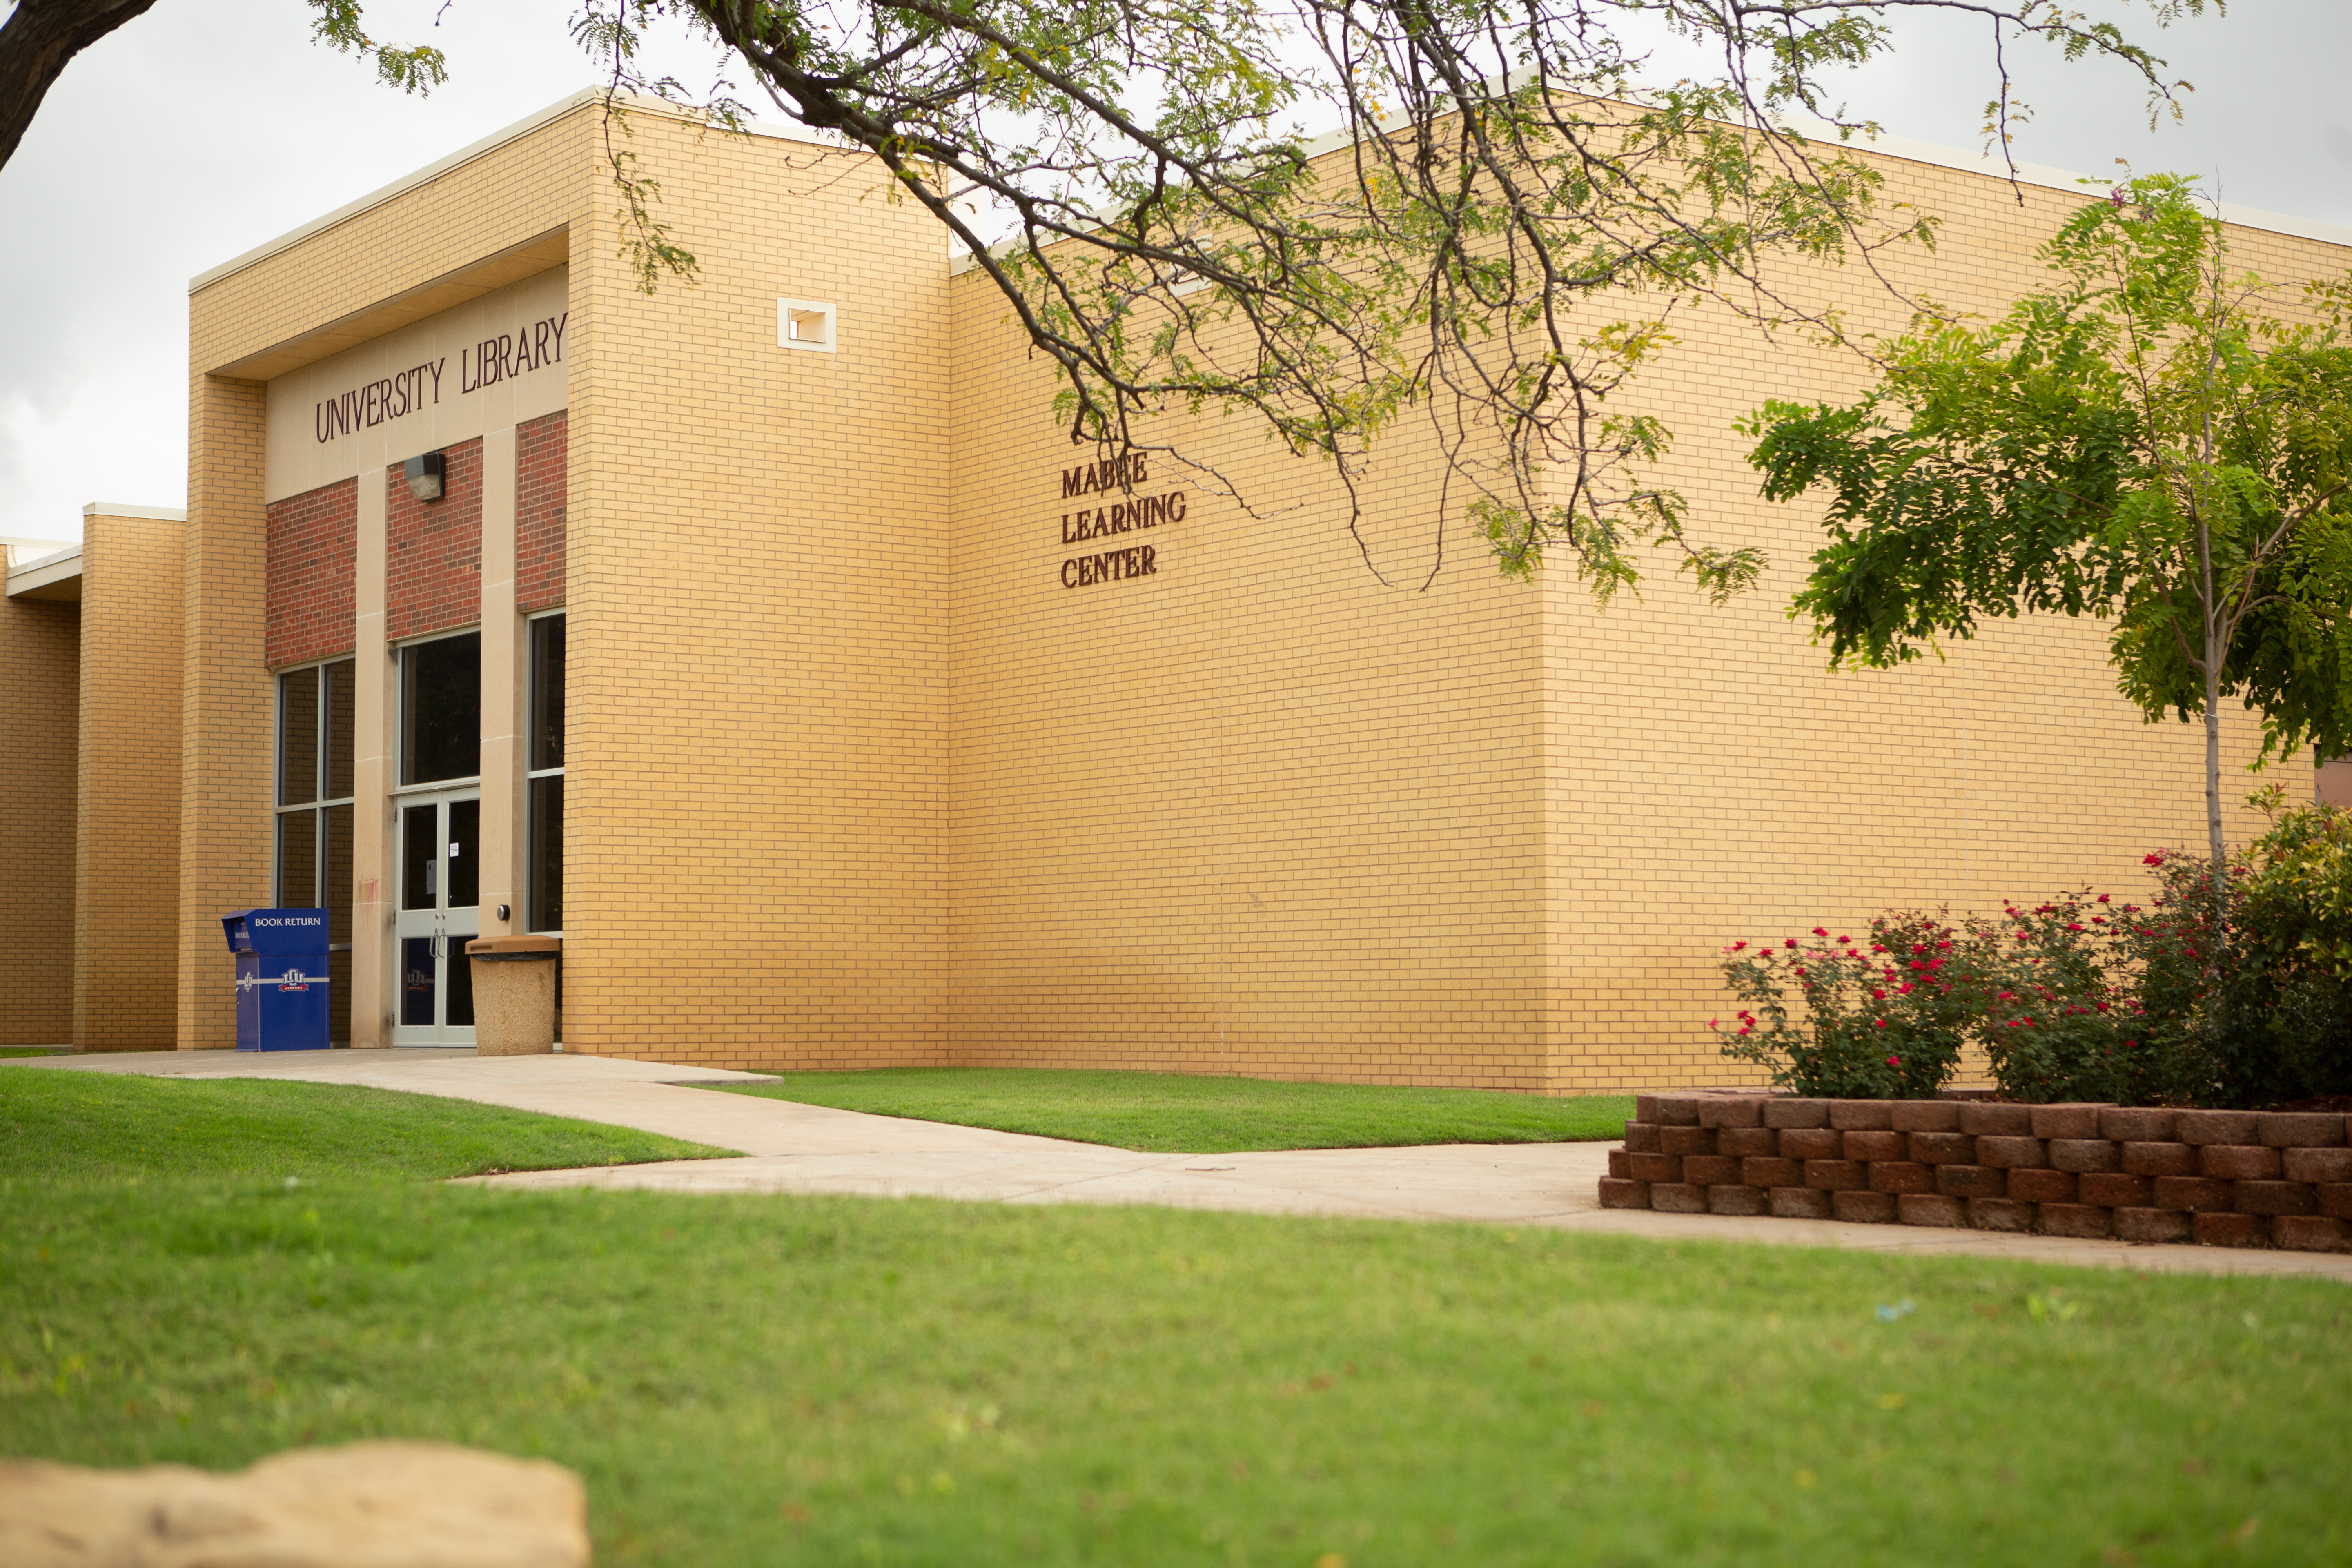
left=1712, top=803, right=2352, bottom=1105
left=1711, top=914, right=1988, bottom=1099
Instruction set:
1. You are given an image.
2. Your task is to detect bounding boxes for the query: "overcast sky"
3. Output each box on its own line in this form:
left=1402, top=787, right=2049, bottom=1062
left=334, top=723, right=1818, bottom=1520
left=2, top=0, right=2347, bottom=546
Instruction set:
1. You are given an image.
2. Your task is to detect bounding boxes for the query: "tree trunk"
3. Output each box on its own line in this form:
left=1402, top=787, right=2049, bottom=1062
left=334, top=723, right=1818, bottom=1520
left=0, top=0, right=162, bottom=172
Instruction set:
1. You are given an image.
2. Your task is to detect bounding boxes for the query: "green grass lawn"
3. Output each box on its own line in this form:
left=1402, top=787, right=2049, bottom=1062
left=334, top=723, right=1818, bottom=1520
left=716, top=1067, right=1635, bottom=1152
left=0, top=1067, right=733, bottom=1181
left=5, top=1070, right=2350, bottom=1566
left=0, top=1047, right=69, bottom=1059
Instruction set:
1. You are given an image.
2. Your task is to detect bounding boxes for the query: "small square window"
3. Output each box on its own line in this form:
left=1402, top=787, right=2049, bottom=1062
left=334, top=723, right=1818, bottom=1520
left=777, top=297, right=836, bottom=353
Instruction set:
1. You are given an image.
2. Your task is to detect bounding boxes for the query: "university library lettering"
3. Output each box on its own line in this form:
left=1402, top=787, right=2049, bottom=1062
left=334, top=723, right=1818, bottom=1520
left=1058, top=454, right=1185, bottom=588
left=309, top=310, right=567, bottom=443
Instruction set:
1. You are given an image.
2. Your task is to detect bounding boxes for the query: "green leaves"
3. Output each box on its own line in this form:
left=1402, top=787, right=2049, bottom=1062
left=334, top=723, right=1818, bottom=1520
left=1749, top=174, right=2352, bottom=896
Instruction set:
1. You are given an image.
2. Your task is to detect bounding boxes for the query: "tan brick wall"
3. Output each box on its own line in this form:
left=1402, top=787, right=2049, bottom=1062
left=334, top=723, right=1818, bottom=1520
left=943, top=142, right=2352, bottom=1093
left=74, top=512, right=185, bottom=1050
left=0, top=589, right=78, bottom=1046
left=176, top=371, right=273, bottom=1049
left=561, top=114, right=951, bottom=1065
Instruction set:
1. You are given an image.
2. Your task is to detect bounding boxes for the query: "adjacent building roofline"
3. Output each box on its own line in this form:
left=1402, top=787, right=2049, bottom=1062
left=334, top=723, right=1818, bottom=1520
left=6, top=541, right=83, bottom=600
left=81, top=503, right=188, bottom=522
left=191, top=88, right=855, bottom=294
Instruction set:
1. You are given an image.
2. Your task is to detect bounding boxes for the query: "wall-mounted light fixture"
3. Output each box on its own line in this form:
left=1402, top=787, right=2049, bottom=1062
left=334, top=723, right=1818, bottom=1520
left=404, top=452, right=447, bottom=502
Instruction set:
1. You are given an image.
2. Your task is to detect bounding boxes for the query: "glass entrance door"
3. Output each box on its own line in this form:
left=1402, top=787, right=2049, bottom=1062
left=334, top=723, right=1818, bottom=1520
left=390, top=791, right=480, bottom=1046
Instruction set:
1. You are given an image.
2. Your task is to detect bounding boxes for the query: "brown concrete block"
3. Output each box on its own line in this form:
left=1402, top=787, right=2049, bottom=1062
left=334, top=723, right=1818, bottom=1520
left=1653, top=1096, right=1707, bottom=1127
left=1936, top=1165, right=2007, bottom=1198
left=1683, top=1155, right=1741, bottom=1187
left=1779, top=1127, right=1844, bottom=1160
left=1769, top=1186, right=1833, bottom=1219
left=1829, top=1100, right=1895, bottom=1131
left=1890, top=1100, right=1962, bottom=1132
left=2282, top=1147, right=2352, bottom=1184
left=2192, top=1211, right=2269, bottom=1248
left=1960, top=1102, right=2034, bottom=1136
left=1708, top=1183, right=1770, bottom=1216
left=2198, top=1145, right=2281, bottom=1181
left=1897, top=1192, right=1967, bottom=1227
left=1716, top=1126, right=1778, bottom=1158
left=2006, top=1168, right=2078, bottom=1203
left=2152, top=1175, right=2236, bottom=1212
left=2100, top=1107, right=2178, bottom=1142
left=2029, top=1103, right=2112, bottom=1140
left=1699, top=1097, right=1765, bottom=1129
left=1969, top=1198, right=2037, bottom=1233
left=2048, top=1138, right=2121, bottom=1174
left=1634, top=1094, right=1663, bottom=1124
left=2114, top=1206, right=2194, bottom=1243
left=1659, top=1125, right=1717, bottom=1156
left=1649, top=1182, right=1708, bottom=1214
left=1804, top=1159, right=1868, bottom=1191
left=2175, top=1109, right=2258, bottom=1146
left=1907, top=1131, right=1976, bottom=1165
left=1743, top=1156, right=1804, bottom=1189
left=1975, top=1136, right=2049, bottom=1169
left=1607, top=1149, right=1633, bottom=1180
left=1833, top=1189, right=1899, bottom=1224
left=1869, top=1160, right=1936, bottom=1194
left=1842, top=1129, right=1905, bottom=1162
left=2271, top=1216, right=2350, bottom=1253
left=2319, top=1183, right=2352, bottom=1219
left=1622, top=1121, right=1663, bottom=1154
left=2232, top=1180, right=2316, bottom=1217
left=1761, top=1098, right=1830, bottom=1129
left=2256, top=1112, right=2345, bottom=1149
left=1628, top=1152, right=1681, bottom=1183
left=2039, top=1203, right=2113, bottom=1239
left=2078, top=1172, right=2154, bottom=1208
left=2121, top=1141, right=2197, bottom=1177
left=1598, top=1178, right=1650, bottom=1210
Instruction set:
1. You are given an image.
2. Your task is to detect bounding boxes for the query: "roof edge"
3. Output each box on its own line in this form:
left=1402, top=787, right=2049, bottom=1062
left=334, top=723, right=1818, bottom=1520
left=948, top=112, right=2352, bottom=275
left=82, top=503, right=188, bottom=521
left=191, top=89, right=856, bottom=294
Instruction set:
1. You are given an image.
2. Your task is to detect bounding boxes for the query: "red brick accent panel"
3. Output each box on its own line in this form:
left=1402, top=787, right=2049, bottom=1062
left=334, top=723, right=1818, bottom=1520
left=515, top=410, right=568, bottom=613
left=386, top=437, right=483, bottom=643
left=265, top=477, right=357, bottom=668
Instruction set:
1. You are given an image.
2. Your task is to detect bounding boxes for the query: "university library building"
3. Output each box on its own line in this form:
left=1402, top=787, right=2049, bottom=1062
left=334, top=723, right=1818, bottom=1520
left=6, top=90, right=2351, bottom=1089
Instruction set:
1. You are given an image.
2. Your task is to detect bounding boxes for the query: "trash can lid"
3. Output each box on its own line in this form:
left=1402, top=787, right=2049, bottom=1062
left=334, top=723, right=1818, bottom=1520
left=466, top=935, right=562, bottom=959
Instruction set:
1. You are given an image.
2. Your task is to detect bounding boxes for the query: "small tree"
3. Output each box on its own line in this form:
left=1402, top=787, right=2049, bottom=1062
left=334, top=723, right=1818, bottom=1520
left=1744, top=176, right=2352, bottom=956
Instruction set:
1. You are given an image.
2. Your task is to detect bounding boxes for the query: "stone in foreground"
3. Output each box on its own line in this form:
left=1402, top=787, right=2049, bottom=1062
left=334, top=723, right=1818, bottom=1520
left=0, top=1441, right=588, bottom=1568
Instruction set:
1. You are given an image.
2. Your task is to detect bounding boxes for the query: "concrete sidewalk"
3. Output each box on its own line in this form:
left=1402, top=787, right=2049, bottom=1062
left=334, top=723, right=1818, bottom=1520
left=10, top=1049, right=2350, bottom=1281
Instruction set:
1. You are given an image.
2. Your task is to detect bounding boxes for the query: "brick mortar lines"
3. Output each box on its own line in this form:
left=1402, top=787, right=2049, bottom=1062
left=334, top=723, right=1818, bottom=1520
left=266, top=477, right=358, bottom=668
left=1598, top=1093, right=2352, bottom=1253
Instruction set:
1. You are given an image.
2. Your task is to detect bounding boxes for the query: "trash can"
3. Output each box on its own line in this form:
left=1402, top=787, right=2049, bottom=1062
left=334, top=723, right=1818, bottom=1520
left=222, top=907, right=333, bottom=1051
left=466, top=936, right=561, bottom=1056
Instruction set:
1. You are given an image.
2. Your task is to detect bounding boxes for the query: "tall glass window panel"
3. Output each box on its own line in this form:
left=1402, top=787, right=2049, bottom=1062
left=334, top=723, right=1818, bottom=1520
left=527, top=613, right=565, bottom=933
left=528, top=775, right=563, bottom=932
left=277, top=671, right=319, bottom=807
left=530, top=615, right=564, bottom=771
left=274, top=658, right=356, bottom=1044
left=400, top=632, right=481, bottom=785
left=324, top=659, right=355, bottom=800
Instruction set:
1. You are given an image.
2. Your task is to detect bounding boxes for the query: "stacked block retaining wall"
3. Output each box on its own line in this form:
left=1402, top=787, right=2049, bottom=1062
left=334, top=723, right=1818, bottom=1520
left=1600, top=1093, right=2352, bottom=1253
